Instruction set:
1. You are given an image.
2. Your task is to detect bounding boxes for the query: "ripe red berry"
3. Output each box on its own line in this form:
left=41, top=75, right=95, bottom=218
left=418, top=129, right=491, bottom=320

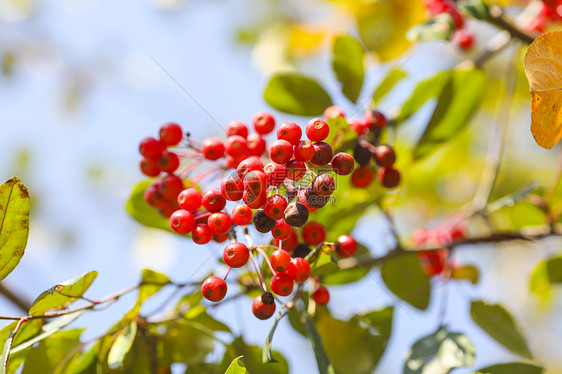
left=202, top=189, right=226, bottom=212
left=264, top=163, right=287, bottom=187
left=374, top=145, right=396, bottom=167
left=454, top=29, right=475, bottom=51
left=177, top=188, right=202, bottom=212
left=297, top=189, right=318, bottom=212
left=159, top=122, right=183, bottom=146
left=201, top=137, right=225, bottom=160
left=312, top=174, right=335, bottom=196
left=273, top=229, right=299, bottom=253
left=302, top=222, right=327, bottom=246
left=237, top=156, right=263, bottom=179
left=351, top=167, right=373, bottom=188
left=139, top=137, right=166, bottom=159
left=364, top=110, right=387, bottom=129
left=226, top=120, right=249, bottom=139
left=276, top=122, right=302, bottom=145
left=192, top=224, right=213, bottom=245
left=252, top=111, right=275, bottom=135
left=231, top=204, right=253, bottom=226
left=270, top=249, right=291, bottom=272
left=272, top=219, right=292, bottom=240
left=221, top=174, right=244, bottom=201
left=252, top=293, right=276, bottom=320
left=160, top=175, right=185, bottom=200
left=286, top=257, right=310, bottom=282
left=336, top=234, right=358, bottom=258
left=213, top=233, right=228, bottom=243
left=158, top=201, right=179, bottom=218
left=246, top=134, right=266, bottom=157
left=419, top=249, right=448, bottom=276
left=306, top=118, right=330, bottom=142
left=223, top=242, right=249, bottom=268
left=208, top=212, right=232, bottom=234
left=226, top=154, right=245, bottom=169
left=140, top=157, right=161, bottom=177
left=310, top=142, right=333, bottom=167
left=270, top=272, right=294, bottom=296
left=269, top=140, right=293, bottom=164
left=201, top=276, right=227, bottom=302
left=286, top=160, right=307, bottom=181
left=349, top=117, right=369, bottom=136
left=225, top=135, right=248, bottom=157
left=169, top=209, right=195, bottom=235
left=323, top=105, right=345, bottom=120
left=243, top=170, right=267, bottom=195
left=312, top=286, right=330, bottom=305
left=157, top=151, right=180, bottom=173
left=145, top=183, right=164, bottom=207
left=264, top=194, right=288, bottom=220
left=294, top=140, right=316, bottom=162
left=331, top=152, right=354, bottom=175
left=377, top=167, right=401, bottom=188
left=243, top=189, right=267, bottom=209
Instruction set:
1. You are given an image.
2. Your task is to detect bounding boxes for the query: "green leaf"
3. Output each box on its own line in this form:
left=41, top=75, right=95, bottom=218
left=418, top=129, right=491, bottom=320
left=477, top=362, right=544, bottom=374
left=459, top=1, right=490, bottom=20
left=381, top=253, right=430, bottom=310
left=107, top=321, right=137, bottom=370
left=315, top=307, right=393, bottom=374
left=451, top=265, right=479, bottom=284
left=222, top=337, right=289, bottom=374
left=124, top=268, right=170, bottom=319
left=407, top=13, right=455, bottom=42
left=0, top=177, right=30, bottom=281
left=307, top=244, right=339, bottom=277
left=0, top=319, right=42, bottom=374
left=184, top=305, right=231, bottom=333
left=324, top=117, right=358, bottom=154
left=530, top=255, right=562, bottom=306
left=160, top=319, right=215, bottom=366
left=21, top=329, right=83, bottom=374
left=0, top=329, right=15, bottom=374
left=372, top=67, right=408, bottom=105
left=263, top=73, right=333, bottom=116
left=29, top=271, right=98, bottom=316
left=302, top=313, right=335, bottom=374
left=125, top=179, right=173, bottom=232
left=226, top=356, right=250, bottom=374
left=470, top=300, right=533, bottom=359
left=397, top=71, right=452, bottom=123
left=332, top=33, right=366, bottom=103
left=414, top=68, right=487, bottom=160
left=404, top=327, right=475, bottom=374
left=263, top=310, right=285, bottom=363
left=487, top=184, right=540, bottom=213
left=322, top=244, right=370, bottom=285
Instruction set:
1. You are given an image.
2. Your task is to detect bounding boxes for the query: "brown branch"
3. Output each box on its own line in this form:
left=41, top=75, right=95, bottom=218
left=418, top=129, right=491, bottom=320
left=487, top=5, right=535, bottom=45
left=0, top=283, right=32, bottom=313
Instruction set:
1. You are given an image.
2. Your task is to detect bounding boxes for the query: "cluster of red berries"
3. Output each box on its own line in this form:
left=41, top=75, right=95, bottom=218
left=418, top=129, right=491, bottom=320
left=526, top=0, right=562, bottom=33
left=411, top=224, right=465, bottom=276
left=423, top=0, right=474, bottom=51
left=324, top=106, right=401, bottom=189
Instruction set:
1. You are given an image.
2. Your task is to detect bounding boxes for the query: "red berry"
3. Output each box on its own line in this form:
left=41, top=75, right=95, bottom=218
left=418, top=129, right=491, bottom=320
left=311, top=174, right=335, bottom=196
left=208, top=212, right=232, bottom=234
left=159, top=122, right=183, bottom=146
left=252, top=111, right=275, bottom=135
left=310, top=142, right=334, bottom=167
left=221, top=174, right=244, bottom=201
left=160, top=174, right=184, bottom=200
left=243, top=189, right=267, bottom=209
left=323, top=105, right=345, bottom=120
left=302, top=222, right=327, bottom=246
left=157, top=151, right=180, bottom=173
left=246, top=134, right=266, bottom=157
left=331, top=152, right=354, bottom=175
left=411, top=228, right=429, bottom=246
left=169, top=209, right=195, bottom=235
left=264, top=163, right=287, bottom=187
left=252, top=293, right=276, bottom=320
left=312, top=286, right=330, bottom=305
left=243, top=170, right=267, bottom=194
left=297, top=189, right=318, bottom=213
left=286, top=257, right=310, bottom=282
left=364, top=110, right=387, bottom=129
left=269, top=140, right=293, bottom=164
left=158, top=201, right=178, bottom=218
left=201, top=138, right=225, bottom=160
left=213, top=233, right=228, bottom=243
left=276, top=122, right=302, bottom=145
left=231, top=204, right=253, bottom=226
left=140, top=157, right=161, bottom=177
left=226, top=154, right=245, bottom=169
left=145, top=183, right=164, bottom=207
left=225, top=135, right=248, bottom=157
left=374, top=145, right=396, bottom=167
left=273, top=229, right=299, bottom=253
left=270, top=249, right=291, bottom=272
left=446, top=7, right=465, bottom=29
left=286, top=159, right=307, bottom=181
left=294, top=140, right=316, bottom=162
left=349, top=117, right=370, bottom=136
left=201, top=276, right=227, bottom=302
left=336, top=234, right=357, bottom=258
left=272, top=219, right=292, bottom=240
left=419, top=249, right=448, bottom=276
left=351, top=167, right=373, bottom=188
left=139, top=137, right=166, bottom=159
left=177, top=188, right=202, bottom=212
left=454, top=29, right=474, bottom=51
left=226, top=120, right=249, bottom=139
left=377, top=167, right=401, bottom=188
left=192, top=224, right=213, bottom=245
left=264, top=194, right=288, bottom=220
left=306, top=118, right=330, bottom=142
left=237, top=156, right=263, bottom=179
left=223, top=242, right=249, bottom=268
left=270, top=272, right=294, bottom=296
left=202, top=189, right=226, bottom=212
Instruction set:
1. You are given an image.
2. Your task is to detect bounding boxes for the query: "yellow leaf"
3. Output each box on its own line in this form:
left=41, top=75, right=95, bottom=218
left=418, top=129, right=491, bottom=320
left=524, top=30, right=562, bottom=149
left=289, top=25, right=327, bottom=56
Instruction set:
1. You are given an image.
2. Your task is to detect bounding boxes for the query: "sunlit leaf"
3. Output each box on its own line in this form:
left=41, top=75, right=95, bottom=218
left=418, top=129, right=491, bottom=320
left=0, top=177, right=30, bottom=281
left=524, top=30, right=562, bottom=149
left=470, top=300, right=532, bottom=359
left=323, top=244, right=370, bottom=285
left=397, top=71, right=452, bottom=123
left=125, top=179, right=173, bottom=232
left=451, top=265, right=479, bottom=284
left=381, top=253, right=430, bottom=310
left=107, top=321, right=137, bottom=370
left=530, top=255, right=562, bottom=306
left=222, top=337, right=289, bottom=374
left=0, top=319, right=42, bottom=374
left=124, top=268, right=170, bottom=319
left=372, top=67, right=407, bottom=105
left=226, top=356, right=251, bottom=374
left=477, top=362, right=544, bottom=374
left=21, top=329, right=83, bottom=374
left=303, top=312, right=335, bottom=374
left=263, top=310, right=285, bottom=363
left=332, top=33, right=366, bottom=103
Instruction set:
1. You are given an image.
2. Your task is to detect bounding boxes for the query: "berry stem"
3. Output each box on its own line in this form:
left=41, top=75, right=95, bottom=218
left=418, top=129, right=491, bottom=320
left=254, top=246, right=276, bottom=275
left=248, top=251, right=267, bottom=293
left=223, top=267, right=232, bottom=281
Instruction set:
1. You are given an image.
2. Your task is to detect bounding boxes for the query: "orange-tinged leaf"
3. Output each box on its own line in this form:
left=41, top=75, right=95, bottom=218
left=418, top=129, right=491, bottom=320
left=524, top=30, right=562, bottom=149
